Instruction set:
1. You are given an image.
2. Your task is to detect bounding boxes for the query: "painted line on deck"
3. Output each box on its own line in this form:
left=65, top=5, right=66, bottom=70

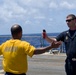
left=0, top=69, right=4, bottom=72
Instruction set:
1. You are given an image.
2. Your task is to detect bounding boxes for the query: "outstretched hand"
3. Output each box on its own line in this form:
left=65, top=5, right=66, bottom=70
left=51, top=41, right=62, bottom=48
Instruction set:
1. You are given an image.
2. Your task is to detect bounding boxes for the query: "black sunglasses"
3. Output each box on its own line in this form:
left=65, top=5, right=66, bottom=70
left=66, top=18, right=75, bottom=22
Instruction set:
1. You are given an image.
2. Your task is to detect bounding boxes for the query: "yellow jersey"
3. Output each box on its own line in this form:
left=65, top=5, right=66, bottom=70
left=0, top=39, right=35, bottom=74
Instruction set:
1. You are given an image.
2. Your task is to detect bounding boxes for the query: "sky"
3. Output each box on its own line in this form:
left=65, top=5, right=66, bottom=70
left=0, top=0, right=76, bottom=35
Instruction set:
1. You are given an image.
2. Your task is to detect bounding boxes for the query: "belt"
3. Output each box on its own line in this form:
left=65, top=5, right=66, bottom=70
left=5, top=72, right=26, bottom=75
left=72, top=58, right=76, bottom=61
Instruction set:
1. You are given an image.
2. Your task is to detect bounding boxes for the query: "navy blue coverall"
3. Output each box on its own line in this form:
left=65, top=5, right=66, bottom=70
left=56, top=29, right=76, bottom=75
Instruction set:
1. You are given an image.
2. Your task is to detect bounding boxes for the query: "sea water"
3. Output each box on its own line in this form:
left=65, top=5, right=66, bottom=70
left=0, top=33, right=65, bottom=52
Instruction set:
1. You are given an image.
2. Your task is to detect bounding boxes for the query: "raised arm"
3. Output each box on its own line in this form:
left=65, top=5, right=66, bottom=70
left=33, top=41, right=62, bottom=55
left=42, top=30, right=57, bottom=43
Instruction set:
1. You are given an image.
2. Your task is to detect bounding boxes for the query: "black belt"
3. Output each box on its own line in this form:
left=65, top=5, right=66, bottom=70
left=5, top=72, right=26, bottom=75
left=72, top=58, right=76, bottom=61
left=67, top=57, right=76, bottom=61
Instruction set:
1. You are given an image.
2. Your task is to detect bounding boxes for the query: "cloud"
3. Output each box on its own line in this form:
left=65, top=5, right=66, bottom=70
left=49, top=1, right=76, bottom=10
left=0, top=0, right=27, bottom=22
left=0, top=0, right=76, bottom=22
left=25, top=20, right=32, bottom=24
left=0, top=0, right=76, bottom=34
left=34, top=15, right=45, bottom=19
left=49, top=1, right=58, bottom=9
left=60, top=1, right=76, bottom=9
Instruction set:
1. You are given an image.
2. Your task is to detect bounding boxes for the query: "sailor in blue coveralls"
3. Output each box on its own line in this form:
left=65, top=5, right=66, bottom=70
left=42, top=14, right=76, bottom=75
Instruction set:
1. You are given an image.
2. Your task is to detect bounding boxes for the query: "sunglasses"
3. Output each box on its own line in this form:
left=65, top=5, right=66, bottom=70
left=66, top=18, right=74, bottom=22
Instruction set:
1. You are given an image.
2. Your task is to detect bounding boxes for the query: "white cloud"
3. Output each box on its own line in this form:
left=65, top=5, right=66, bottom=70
left=25, top=20, right=32, bottom=24
left=17, top=0, right=49, bottom=8
left=49, top=2, right=58, bottom=9
left=27, top=8, right=39, bottom=15
left=49, top=1, right=76, bottom=10
left=0, top=0, right=27, bottom=22
left=60, top=1, right=76, bottom=9
left=0, top=0, right=76, bottom=34
left=34, top=16, right=45, bottom=19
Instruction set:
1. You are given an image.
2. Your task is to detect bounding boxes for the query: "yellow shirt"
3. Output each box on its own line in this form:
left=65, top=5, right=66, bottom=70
left=0, top=39, right=35, bottom=74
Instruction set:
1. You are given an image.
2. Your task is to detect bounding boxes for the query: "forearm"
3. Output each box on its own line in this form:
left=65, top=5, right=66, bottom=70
left=45, top=36, right=57, bottom=43
left=34, top=46, right=52, bottom=55
left=33, top=41, right=61, bottom=55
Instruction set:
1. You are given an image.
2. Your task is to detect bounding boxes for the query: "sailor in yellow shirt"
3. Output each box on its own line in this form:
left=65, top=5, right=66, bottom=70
left=0, top=24, right=61, bottom=75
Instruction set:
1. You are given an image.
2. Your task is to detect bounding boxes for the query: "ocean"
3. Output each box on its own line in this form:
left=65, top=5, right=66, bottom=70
left=0, top=33, right=65, bottom=52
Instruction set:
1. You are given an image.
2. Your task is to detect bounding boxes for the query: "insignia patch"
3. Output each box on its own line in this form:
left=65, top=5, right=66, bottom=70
left=66, top=36, right=68, bottom=40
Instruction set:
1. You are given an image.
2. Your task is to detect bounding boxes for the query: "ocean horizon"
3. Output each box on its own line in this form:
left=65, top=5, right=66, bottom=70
left=0, top=33, right=65, bottom=52
left=0, top=32, right=60, bottom=36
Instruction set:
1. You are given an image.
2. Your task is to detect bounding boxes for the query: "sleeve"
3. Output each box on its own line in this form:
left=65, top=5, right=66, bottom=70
left=56, top=31, right=65, bottom=42
left=23, top=42, right=36, bottom=57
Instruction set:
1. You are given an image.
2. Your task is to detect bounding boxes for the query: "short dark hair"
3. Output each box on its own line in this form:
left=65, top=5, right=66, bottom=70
left=11, top=24, right=22, bottom=35
left=66, top=14, right=76, bottom=19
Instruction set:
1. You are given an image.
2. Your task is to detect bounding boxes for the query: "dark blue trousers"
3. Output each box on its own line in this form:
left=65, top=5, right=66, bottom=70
left=5, top=72, right=26, bottom=75
left=65, top=58, right=76, bottom=75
